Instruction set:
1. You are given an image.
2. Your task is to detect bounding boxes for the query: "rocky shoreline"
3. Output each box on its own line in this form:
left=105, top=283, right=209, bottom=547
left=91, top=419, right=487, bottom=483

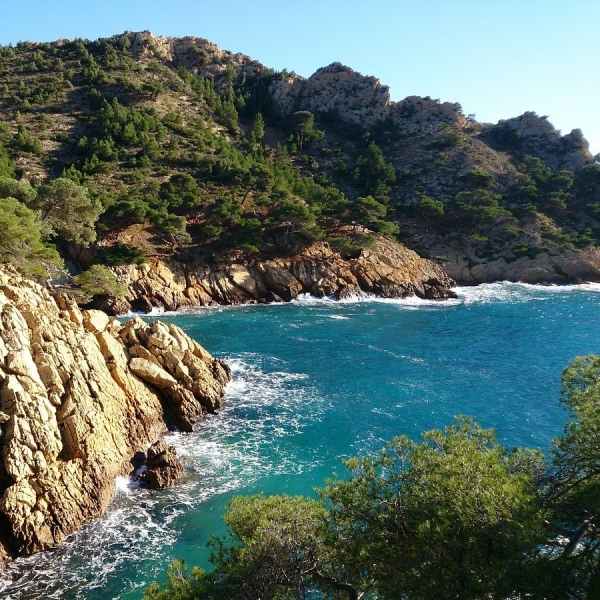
left=94, top=235, right=600, bottom=316
left=1, top=233, right=598, bottom=565
left=0, top=267, right=230, bottom=563
left=97, top=234, right=457, bottom=315
left=434, top=246, right=600, bottom=286
left=0, top=233, right=456, bottom=565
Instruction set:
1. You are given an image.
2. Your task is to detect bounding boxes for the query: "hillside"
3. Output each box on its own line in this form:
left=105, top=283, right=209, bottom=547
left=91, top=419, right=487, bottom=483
left=0, top=30, right=599, bottom=303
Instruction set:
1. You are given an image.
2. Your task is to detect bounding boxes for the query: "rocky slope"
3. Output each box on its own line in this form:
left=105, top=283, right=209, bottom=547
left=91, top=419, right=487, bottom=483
left=1, top=31, right=599, bottom=295
left=97, top=233, right=456, bottom=314
left=0, top=266, right=230, bottom=562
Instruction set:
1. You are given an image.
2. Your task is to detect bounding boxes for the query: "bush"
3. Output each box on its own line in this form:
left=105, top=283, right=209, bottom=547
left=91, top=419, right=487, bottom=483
left=73, top=264, right=126, bottom=302
left=95, top=242, right=148, bottom=266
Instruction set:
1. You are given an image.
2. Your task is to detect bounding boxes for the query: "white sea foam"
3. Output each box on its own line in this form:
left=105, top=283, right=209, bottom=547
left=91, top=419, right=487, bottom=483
left=117, top=280, right=600, bottom=322
left=454, top=280, right=600, bottom=305
left=292, top=291, right=462, bottom=308
left=120, top=306, right=175, bottom=318
left=0, top=352, right=326, bottom=600
left=0, top=491, right=180, bottom=599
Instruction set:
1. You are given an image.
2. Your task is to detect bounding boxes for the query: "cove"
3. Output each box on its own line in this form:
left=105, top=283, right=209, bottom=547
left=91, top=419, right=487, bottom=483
left=1, top=282, right=600, bottom=599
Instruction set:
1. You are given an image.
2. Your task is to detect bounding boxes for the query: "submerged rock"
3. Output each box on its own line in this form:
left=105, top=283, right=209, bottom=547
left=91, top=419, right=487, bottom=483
left=0, top=266, right=230, bottom=562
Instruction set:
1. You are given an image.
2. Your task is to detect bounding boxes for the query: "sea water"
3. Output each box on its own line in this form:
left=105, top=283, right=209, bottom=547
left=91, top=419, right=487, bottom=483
left=1, top=282, right=600, bottom=599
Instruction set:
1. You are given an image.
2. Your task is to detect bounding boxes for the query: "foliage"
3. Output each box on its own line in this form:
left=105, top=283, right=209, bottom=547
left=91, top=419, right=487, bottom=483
left=208, top=495, right=339, bottom=599
left=143, top=561, right=209, bottom=600
left=73, top=264, right=126, bottom=301
left=0, top=196, right=62, bottom=280
left=0, top=142, right=14, bottom=178
left=351, top=141, right=396, bottom=203
left=144, top=353, right=600, bottom=599
left=290, top=110, right=318, bottom=150
left=0, top=176, right=37, bottom=204
left=322, top=418, right=545, bottom=600
left=0, top=32, right=598, bottom=272
left=94, top=241, right=148, bottom=266
left=541, top=355, right=600, bottom=597
left=248, top=112, right=265, bottom=144
left=35, top=177, right=103, bottom=245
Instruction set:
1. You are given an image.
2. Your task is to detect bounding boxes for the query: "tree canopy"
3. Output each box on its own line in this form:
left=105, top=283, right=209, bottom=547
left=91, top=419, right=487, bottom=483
left=0, top=196, right=61, bottom=280
left=35, top=177, right=103, bottom=245
left=144, top=355, right=600, bottom=600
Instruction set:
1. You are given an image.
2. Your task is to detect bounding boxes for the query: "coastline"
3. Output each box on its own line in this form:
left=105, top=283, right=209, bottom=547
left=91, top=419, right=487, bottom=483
left=0, top=267, right=230, bottom=565
left=89, top=238, right=600, bottom=317
left=115, top=279, right=600, bottom=321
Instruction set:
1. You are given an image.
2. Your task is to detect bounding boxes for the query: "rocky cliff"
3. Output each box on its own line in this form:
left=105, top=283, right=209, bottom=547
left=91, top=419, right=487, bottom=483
left=98, top=233, right=456, bottom=314
left=434, top=245, right=600, bottom=285
left=0, top=267, right=230, bottom=562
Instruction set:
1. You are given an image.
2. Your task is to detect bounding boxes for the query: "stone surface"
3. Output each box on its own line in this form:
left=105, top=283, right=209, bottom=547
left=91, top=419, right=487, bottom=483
left=0, top=266, right=230, bottom=561
left=105, top=233, right=456, bottom=314
left=435, top=246, right=600, bottom=285
left=144, top=439, right=183, bottom=489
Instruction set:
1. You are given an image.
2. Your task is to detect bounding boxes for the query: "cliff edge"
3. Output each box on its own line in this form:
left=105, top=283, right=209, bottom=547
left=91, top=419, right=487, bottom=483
left=98, top=233, right=456, bottom=314
left=0, top=267, right=230, bottom=562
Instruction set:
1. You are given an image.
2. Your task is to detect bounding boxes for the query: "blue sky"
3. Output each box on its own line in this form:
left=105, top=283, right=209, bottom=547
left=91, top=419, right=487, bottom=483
left=1, top=0, right=598, bottom=155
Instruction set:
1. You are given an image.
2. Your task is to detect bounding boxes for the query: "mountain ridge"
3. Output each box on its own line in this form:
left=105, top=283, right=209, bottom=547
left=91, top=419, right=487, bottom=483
left=0, top=30, right=598, bottom=307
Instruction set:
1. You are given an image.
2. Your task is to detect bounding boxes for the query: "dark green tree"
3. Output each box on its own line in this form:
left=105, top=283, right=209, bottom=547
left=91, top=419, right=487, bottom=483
left=291, top=110, right=315, bottom=150
left=0, top=144, right=13, bottom=177
left=73, top=264, right=126, bottom=302
left=352, top=142, right=396, bottom=203
left=323, top=417, right=545, bottom=600
left=0, top=177, right=37, bottom=204
left=542, top=355, right=600, bottom=597
left=0, top=196, right=62, bottom=280
left=35, top=177, right=103, bottom=245
left=248, top=112, right=265, bottom=144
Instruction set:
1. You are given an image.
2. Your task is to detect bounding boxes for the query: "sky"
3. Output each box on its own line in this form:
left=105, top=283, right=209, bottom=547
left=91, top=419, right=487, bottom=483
left=1, top=0, right=598, bottom=155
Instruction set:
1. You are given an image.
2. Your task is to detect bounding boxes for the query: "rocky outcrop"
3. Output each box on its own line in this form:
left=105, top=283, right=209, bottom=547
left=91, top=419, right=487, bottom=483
left=126, top=30, right=264, bottom=86
left=268, top=62, right=466, bottom=132
left=436, top=246, right=600, bottom=285
left=0, top=267, right=230, bottom=561
left=144, top=439, right=184, bottom=489
left=102, top=234, right=456, bottom=314
left=486, top=112, right=592, bottom=172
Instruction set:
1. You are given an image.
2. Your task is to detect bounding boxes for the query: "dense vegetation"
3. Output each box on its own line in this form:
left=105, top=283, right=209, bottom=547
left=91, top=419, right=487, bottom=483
left=0, top=34, right=396, bottom=289
left=145, top=355, right=600, bottom=599
left=0, top=32, right=598, bottom=293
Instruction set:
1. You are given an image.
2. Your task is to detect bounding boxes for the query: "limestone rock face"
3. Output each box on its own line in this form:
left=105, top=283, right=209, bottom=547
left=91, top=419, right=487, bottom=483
left=144, top=439, right=184, bottom=489
left=0, top=267, right=230, bottom=561
left=270, top=62, right=392, bottom=129
left=127, top=31, right=264, bottom=87
left=106, top=234, right=456, bottom=313
left=268, top=62, right=467, bottom=134
left=436, top=246, right=600, bottom=285
left=489, top=112, right=591, bottom=172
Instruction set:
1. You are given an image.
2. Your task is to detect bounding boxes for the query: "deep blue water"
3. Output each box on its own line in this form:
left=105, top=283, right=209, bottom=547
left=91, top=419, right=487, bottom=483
left=1, top=282, right=600, bottom=599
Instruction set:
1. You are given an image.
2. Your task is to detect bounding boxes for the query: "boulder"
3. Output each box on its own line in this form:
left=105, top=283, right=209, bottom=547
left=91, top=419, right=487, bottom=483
left=144, top=440, right=183, bottom=489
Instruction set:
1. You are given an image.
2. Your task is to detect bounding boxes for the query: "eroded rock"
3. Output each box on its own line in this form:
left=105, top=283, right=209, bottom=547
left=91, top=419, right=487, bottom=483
left=0, top=266, right=230, bottom=562
left=144, top=439, right=184, bottom=489
left=107, top=232, right=456, bottom=314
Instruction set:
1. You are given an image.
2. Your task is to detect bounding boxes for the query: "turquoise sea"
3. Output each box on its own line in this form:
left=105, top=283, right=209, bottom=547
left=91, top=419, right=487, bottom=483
left=2, top=282, right=600, bottom=599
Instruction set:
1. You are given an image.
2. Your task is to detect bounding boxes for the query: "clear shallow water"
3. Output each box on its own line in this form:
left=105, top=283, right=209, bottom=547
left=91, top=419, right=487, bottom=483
left=2, top=282, right=600, bottom=599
